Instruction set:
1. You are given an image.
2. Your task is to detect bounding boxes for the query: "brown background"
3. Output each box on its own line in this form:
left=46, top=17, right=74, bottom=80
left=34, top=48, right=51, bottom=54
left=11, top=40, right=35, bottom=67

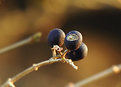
left=0, top=0, right=121, bottom=87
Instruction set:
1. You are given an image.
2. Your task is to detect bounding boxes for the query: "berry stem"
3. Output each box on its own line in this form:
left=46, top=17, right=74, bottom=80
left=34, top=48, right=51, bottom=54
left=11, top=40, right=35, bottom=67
left=52, top=49, right=56, bottom=57
left=0, top=32, right=42, bottom=55
left=57, top=51, right=63, bottom=56
left=62, top=49, right=70, bottom=57
left=73, top=64, right=121, bottom=87
left=1, top=56, right=78, bottom=87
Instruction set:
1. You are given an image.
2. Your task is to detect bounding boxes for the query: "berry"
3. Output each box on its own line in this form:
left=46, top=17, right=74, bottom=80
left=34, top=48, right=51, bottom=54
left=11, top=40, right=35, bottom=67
left=66, top=43, right=88, bottom=61
left=64, top=30, right=82, bottom=50
left=48, top=28, right=65, bottom=48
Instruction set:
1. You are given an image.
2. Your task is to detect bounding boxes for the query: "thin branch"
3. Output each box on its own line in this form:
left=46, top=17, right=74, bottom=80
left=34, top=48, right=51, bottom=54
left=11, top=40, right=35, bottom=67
left=0, top=32, right=42, bottom=55
left=1, top=56, right=78, bottom=87
left=73, top=64, right=121, bottom=87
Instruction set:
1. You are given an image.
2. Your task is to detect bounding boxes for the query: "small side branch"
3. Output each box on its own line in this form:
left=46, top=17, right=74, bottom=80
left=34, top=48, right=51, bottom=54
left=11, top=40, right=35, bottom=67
left=1, top=57, right=78, bottom=87
left=72, top=64, right=121, bottom=87
left=0, top=32, right=42, bottom=55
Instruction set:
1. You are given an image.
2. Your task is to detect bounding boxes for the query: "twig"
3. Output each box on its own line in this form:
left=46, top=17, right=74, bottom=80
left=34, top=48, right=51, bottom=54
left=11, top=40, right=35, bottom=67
left=1, top=56, right=78, bottom=87
left=0, top=32, right=42, bottom=55
left=73, top=64, right=121, bottom=87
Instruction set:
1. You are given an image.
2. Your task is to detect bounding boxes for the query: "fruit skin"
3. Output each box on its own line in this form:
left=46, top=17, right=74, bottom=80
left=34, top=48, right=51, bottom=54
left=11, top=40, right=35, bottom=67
left=66, top=43, right=88, bottom=61
left=48, top=28, right=65, bottom=48
left=64, top=30, right=83, bottom=50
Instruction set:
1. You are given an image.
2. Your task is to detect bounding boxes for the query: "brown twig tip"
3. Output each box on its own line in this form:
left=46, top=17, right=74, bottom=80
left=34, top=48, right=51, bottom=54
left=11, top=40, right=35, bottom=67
left=66, top=82, right=75, bottom=87
left=112, top=65, right=120, bottom=74
left=32, top=32, right=42, bottom=42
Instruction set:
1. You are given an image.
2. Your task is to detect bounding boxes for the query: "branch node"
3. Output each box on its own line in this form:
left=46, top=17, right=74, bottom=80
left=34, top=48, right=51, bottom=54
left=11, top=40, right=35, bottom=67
left=33, top=64, right=39, bottom=71
left=52, top=45, right=63, bottom=52
left=7, top=78, right=15, bottom=87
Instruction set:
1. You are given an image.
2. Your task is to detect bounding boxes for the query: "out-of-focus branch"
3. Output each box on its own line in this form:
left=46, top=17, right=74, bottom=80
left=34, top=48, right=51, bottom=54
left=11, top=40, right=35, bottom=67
left=68, top=64, right=121, bottom=87
left=0, top=32, right=42, bottom=55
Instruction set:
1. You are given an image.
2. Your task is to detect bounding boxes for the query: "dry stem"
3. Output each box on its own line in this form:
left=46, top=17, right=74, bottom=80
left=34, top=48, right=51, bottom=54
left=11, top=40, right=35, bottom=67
left=73, top=64, right=121, bottom=87
left=0, top=32, right=42, bottom=55
left=1, top=56, right=78, bottom=87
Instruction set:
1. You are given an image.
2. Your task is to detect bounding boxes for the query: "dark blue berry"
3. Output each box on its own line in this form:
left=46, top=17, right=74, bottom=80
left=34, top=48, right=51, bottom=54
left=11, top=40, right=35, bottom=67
left=64, top=30, right=82, bottom=50
left=66, top=43, right=88, bottom=61
left=48, top=28, right=65, bottom=48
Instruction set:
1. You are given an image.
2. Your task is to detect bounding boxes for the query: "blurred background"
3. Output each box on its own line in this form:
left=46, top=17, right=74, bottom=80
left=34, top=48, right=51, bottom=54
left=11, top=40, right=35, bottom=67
left=0, top=0, right=121, bottom=87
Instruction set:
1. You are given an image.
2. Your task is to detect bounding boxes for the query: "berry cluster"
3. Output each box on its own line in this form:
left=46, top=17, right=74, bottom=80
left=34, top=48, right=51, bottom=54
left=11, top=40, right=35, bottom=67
left=48, top=28, right=88, bottom=61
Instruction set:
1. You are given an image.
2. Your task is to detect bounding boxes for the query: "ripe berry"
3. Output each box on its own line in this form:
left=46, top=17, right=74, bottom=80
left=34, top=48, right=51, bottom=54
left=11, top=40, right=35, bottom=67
left=66, top=43, right=88, bottom=61
left=64, top=30, right=83, bottom=50
left=48, top=28, right=65, bottom=48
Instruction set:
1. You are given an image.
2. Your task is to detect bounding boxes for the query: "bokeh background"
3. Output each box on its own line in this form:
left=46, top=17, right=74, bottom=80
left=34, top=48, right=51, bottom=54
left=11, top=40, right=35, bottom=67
left=0, top=0, right=121, bottom=87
